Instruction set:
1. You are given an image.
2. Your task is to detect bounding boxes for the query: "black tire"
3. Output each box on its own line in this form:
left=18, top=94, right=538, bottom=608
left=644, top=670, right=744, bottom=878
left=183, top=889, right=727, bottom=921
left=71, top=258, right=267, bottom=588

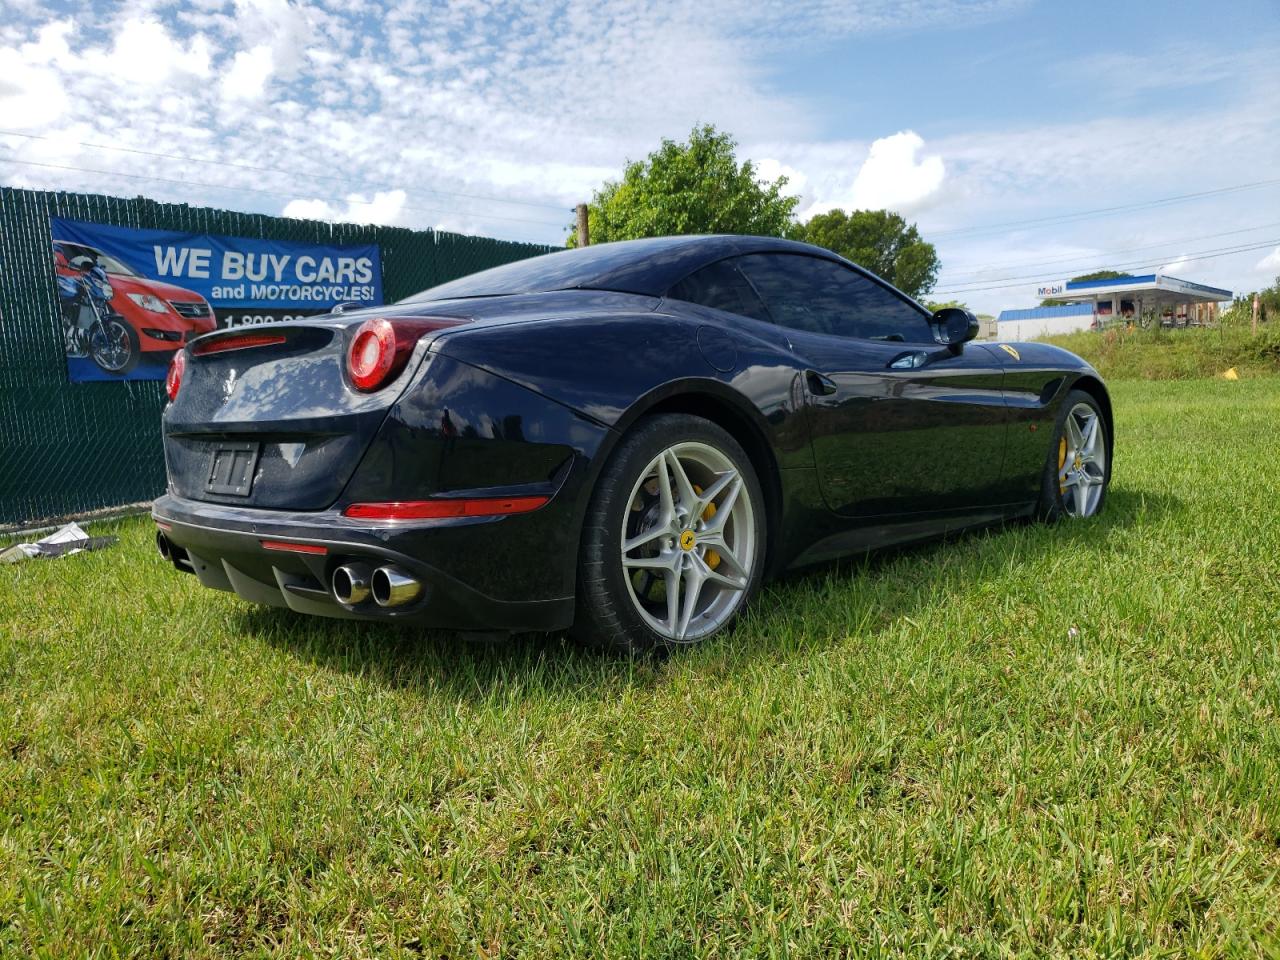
left=89, top=316, right=140, bottom=375
left=573, top=414, right=767, bottom=656
left=1037, top=388, right=1109, bottom=522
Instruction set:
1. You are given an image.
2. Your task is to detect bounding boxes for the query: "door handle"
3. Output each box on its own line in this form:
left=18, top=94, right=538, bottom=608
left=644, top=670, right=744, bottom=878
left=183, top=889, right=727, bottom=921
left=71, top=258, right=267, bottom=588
left=888, top=351, right=930, bottom=370
left=805, top=370, right=838, bottom=396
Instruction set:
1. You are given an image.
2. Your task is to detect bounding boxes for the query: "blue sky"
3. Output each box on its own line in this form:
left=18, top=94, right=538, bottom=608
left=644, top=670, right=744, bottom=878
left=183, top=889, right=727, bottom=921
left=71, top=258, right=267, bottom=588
left=2, top=0, right=1278, bottom=313
left=783, top=0, right=1272, bottom=136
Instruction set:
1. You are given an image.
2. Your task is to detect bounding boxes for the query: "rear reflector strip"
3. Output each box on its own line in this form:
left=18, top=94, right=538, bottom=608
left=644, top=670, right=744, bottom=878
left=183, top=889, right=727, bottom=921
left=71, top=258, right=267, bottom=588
left=260, top=539, right=328, bottom=555
left=342, top=496, right=549, bottom=520
left=193, top=332, right=287, bottom=356
left=154, top=520, right=172, bottom=532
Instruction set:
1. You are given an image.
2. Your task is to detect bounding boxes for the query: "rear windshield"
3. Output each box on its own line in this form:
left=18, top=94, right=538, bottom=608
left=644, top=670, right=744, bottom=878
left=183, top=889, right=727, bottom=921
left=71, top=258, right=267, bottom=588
left=400, top=236, right=696, bottom=302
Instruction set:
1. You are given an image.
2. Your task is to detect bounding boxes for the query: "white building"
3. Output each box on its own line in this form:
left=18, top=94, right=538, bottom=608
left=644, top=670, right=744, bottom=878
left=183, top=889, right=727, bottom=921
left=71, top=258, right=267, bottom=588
left=995, top=303, right=1095, bottom=341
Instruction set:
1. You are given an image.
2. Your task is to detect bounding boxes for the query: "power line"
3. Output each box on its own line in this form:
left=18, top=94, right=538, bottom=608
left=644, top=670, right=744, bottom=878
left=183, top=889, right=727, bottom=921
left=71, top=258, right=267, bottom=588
left=928, top=177, right=1280, bottom=239
left=933, top=238, right=1278, bottom=295
left=936, top=238, right=1276, bottom=293
left=0, top=129, right=571, bottom=213
left=0, top=154, right=570, bottom=230
left=936, top=220, right=1280, bottom=284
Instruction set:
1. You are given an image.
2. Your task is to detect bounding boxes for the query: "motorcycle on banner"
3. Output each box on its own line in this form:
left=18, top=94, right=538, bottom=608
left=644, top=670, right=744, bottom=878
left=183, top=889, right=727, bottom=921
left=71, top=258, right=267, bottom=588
left=57, top=254, right=140, bottom=375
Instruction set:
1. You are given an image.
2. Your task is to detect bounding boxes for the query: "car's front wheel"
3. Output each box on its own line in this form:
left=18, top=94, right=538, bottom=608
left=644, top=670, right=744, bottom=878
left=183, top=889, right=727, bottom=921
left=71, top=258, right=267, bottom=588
left=574, top=414, right=766, bottom=655
left=1038, top=388, right=1110, bottom=520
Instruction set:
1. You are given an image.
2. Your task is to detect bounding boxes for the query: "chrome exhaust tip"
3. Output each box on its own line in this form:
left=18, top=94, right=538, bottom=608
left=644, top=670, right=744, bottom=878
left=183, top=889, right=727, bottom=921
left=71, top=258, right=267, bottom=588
left=156, top=531, right=172, bottom=562
left=331, top=563, right=373, bottom=606
left=371, top=565, right=422, bottom=607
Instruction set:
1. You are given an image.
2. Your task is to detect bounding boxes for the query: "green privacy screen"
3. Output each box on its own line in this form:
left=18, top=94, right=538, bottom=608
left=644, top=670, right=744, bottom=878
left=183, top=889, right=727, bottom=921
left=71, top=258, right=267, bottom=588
left=0, top=187, right=558, bottom=526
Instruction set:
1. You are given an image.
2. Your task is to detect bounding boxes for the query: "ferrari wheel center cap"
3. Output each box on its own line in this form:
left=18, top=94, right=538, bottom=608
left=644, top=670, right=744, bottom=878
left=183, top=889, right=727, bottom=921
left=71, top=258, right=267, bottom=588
left=679, top=529, right=697, bottom=551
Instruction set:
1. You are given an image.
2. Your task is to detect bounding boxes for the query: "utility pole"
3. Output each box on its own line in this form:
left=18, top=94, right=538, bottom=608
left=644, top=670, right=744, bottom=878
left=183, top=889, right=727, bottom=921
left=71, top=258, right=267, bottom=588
left=575, top=203, right=590, bottom=247
left=1253, top=293, right=1260, bottom=335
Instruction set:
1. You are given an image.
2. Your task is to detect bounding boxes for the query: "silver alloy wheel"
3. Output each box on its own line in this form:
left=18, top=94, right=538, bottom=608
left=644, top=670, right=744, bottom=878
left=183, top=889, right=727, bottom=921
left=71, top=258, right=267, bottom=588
left=1059, top=401, right=1107, bottom=517
left=90, top=320, right=132, bottom=372
left=619, top=441, right=756, bottom=642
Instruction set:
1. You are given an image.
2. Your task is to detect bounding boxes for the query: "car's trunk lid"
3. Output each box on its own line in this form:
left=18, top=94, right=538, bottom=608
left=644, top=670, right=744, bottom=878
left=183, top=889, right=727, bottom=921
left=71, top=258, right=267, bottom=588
left=162, top=319, right=443, bottom=510
left=160, top=291, right=660, bottom=510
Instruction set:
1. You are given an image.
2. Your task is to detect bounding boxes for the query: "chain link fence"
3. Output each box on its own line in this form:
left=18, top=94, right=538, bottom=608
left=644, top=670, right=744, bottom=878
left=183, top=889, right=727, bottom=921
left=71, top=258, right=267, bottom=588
left=0, top=187, right=557, bottom=527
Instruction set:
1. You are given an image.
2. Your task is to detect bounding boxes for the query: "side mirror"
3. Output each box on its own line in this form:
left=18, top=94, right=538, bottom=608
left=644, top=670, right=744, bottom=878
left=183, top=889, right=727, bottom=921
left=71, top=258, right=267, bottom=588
left=931, top=307, right=979, bottom=349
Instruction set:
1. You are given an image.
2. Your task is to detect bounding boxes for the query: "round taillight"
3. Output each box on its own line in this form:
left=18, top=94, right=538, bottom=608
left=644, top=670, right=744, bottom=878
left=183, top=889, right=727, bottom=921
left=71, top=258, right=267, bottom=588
left=165, top=349, right=186, bottom=402
left=347, top=318, right=397, bottom=391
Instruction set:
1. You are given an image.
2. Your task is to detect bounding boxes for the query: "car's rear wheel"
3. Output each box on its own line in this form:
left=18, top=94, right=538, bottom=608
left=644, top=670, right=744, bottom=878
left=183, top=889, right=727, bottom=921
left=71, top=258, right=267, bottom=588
left=574, top=414, right=766, bottom=655
left=1038, top=389, right=1109, bottom=521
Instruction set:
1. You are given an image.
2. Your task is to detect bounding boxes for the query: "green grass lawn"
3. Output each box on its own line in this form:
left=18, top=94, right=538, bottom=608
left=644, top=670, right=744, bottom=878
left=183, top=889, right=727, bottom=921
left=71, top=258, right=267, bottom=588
left=1042, top=324, right=1280, bottom=381
left=3, top=378, right=1279, bottom=958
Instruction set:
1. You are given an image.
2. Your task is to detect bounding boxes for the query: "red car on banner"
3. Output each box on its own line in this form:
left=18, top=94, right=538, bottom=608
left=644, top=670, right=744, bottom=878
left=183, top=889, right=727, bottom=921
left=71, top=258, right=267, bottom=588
left=54, top=240, right=216, bottom=375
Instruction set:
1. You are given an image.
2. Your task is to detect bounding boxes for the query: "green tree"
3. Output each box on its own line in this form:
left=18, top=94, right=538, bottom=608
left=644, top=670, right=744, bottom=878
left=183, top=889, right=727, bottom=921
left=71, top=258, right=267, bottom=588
left=1040, top=270, right=1132, bottom=306
left=1220, top=275, right=1280, bottom=326
left=568, top=124, right=798, bottom=246
left=792, top=209, right=939, bottom=300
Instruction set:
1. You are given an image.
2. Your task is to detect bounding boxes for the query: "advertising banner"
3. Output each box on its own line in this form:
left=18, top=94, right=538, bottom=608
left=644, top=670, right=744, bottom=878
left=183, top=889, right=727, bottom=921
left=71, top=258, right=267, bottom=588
left=50, top=216, right=383, bottom=382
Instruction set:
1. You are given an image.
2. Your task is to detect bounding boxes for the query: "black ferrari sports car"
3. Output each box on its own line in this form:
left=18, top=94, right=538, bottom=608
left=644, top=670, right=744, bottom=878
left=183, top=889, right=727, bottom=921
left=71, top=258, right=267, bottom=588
left=153, top=234, right=1112, bottom=652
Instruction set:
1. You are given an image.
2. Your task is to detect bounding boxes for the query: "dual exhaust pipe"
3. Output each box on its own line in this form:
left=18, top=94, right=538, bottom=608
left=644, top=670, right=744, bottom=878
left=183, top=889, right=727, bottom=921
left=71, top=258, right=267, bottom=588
left=331, top=562, right=422, bottom=608
left=159, top=530, right=421, bottom=610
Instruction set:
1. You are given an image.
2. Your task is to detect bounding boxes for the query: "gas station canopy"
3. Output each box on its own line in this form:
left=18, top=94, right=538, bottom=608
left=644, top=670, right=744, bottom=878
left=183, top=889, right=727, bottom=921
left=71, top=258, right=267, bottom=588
left=998, top=273, right=1234, bottom=340
left=1038, top=273, right=1232, bottom=315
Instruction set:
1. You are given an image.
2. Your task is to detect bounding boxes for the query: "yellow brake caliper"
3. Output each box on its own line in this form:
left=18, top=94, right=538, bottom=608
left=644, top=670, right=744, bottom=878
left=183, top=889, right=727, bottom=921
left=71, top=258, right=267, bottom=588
left=692, top=484, right=722, bottom=570
left=1058, top=436, right=1068, bottom=494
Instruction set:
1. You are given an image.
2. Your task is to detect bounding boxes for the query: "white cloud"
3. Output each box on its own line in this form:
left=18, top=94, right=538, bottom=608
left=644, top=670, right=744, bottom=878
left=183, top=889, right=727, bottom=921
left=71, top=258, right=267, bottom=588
left=80, top=17, right=211, bottom=88
left=282, top=190, right=408, bottom=226
left=1161, top=254, right=1192, bottom=275
left=800, top=132, right=946, bottom=218
left=850, top=132, right=946, bottom=213
left=221, top=45, right=274, bottom=102
left=281, top=198, right=340, bottom=221
left=0, top=54, right=67, bottom=129
left=230, top=0, right=311, bottom=76
left=1256, top=247, right=1280, bottom=273
left=0, top=20, right=72, bottom=128
left=755, top=158, right=807, bottom=197
left=22, top=18, right=73, bottom=61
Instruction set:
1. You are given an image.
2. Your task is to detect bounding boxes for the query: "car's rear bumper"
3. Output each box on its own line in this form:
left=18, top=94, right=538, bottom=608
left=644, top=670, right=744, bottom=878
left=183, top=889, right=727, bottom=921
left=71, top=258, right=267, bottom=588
left=152, top=493, right=574, bottom=633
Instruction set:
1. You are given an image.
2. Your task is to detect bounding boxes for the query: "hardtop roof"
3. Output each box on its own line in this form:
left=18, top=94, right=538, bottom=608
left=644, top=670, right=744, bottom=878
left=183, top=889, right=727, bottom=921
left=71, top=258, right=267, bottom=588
left=401, top=234, right=841, bottom=302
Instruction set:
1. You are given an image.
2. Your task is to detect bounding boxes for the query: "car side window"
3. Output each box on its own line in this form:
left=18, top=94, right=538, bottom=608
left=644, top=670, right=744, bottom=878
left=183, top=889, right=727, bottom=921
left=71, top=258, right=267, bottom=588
left=666, top=259, right=772, bottom=324
left=733, top=253, right=933, bottom=343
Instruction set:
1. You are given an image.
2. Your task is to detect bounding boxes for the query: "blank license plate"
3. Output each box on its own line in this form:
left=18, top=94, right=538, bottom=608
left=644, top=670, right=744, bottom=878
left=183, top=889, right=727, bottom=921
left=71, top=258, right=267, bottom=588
left=206, top=442, right=260, bottom=497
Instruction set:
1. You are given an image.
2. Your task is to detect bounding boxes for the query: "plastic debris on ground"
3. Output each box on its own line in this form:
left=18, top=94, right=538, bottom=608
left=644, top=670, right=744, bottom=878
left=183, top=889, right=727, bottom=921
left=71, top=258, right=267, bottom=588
left=0, top=522, right=119, bottom=564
